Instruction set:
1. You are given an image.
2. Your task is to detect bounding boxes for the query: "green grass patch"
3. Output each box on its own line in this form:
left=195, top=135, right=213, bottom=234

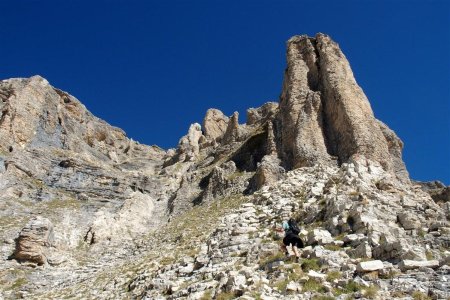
left=9, top=277, right=28, bottom=290
left=363, top=285, right=379, bottom=299
left=302, top=278, right=326, bottom=293
left=274, top=278, right=289, bottom=291
left=199, top=289, right=213, bottom=300
left=301, top=258, right=320, bottom=272
left=326, top=270, right=342, bottom=282
left=425, top=250, right=434, bottom=260
left=259, top=251, right=285, bottom=269
left=333, top=281, right=363, bottom=296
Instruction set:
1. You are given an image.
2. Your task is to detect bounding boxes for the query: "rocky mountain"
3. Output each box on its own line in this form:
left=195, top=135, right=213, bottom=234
left=0, top=33, right=448, bottom=300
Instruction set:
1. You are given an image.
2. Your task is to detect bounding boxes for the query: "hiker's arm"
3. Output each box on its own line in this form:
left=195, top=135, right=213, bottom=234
left=273, top=225, right=284, bottom=233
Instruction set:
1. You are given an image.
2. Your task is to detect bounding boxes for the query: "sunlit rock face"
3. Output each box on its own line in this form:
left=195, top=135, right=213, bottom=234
left=278, top=34, right=408, bottom=183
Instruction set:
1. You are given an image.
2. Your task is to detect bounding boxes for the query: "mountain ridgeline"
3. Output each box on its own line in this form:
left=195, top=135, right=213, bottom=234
left=0, top=34, right=448, bottom=299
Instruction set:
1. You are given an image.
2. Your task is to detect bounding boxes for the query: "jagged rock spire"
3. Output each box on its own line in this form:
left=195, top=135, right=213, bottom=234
left=279, top=33, right=408, bottom=181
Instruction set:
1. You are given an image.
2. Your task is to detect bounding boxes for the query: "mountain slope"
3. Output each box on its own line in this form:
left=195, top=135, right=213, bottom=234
left=0, top=34, right=448, bottom=300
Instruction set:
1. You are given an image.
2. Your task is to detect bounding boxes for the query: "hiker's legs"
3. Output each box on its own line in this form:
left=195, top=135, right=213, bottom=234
left=292, top=245, right=300, bottom=257
left=280, top=242, right=287, bottom=253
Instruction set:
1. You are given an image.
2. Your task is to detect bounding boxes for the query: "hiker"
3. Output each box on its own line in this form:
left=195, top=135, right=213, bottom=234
left=275, top=218, right=304, bottom=261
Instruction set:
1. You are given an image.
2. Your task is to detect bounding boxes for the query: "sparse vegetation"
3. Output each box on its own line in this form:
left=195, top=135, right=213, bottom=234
left=333, top=281, right=363, bottom=296
left=363, top=285, right=379, bottom=299
left=412, top=291, right=432, bottom=300
left=391, top=291, right=407, bottom=298
left=425, top=250, right=434, bottom=260
left=417, top=228, right=426, bottom=238
left=199, top=289, right=213, bottom=300
left=259, top=251, right=285, bottom=269
left=9, top=277, right=28, bottom=290
left=302, top=278, right=326, bottom=293
left=326, top=270, right=342, bottom=282
left=301, top=258, right=320, bottom=272
left=274, top=278, right=289, bottom=291
left=324, top=244, right=341, bottom=251
left=216, top=291, right=235, bottom=300
left=226, top=171, right=245, bottom=181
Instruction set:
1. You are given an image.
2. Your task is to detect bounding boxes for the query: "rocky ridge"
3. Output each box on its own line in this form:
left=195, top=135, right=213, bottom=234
left=0, top=33, right=448, bottom=299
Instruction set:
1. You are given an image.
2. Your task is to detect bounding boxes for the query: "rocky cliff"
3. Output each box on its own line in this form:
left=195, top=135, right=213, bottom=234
left=0, top=34, right=448, bottom=300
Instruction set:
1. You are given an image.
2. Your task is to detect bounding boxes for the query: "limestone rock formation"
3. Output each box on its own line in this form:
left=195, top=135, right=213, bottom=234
left=0, top=34, right=448, bottom=300
left=222, top=111, right=240, bottom=144
left=202, top=108, right=229, bottom=142
left=11, top=217, right=55, bottom=265
left=278, top=34, right=408, bottom=183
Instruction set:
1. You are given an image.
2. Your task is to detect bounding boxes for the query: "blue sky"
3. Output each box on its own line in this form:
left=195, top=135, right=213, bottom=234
left=1, top=0, right=449, bottom=184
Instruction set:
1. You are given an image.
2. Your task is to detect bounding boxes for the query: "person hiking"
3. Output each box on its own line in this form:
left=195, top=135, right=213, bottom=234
left=275, top=218, right=304, bottom=261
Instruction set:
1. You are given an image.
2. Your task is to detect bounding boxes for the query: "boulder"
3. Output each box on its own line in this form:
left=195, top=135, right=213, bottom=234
left=398, top=212, right=420, bottom=230
left=398, top=260, right=440, bottom=271
left=356, top=260, right=384, bottom=272
left=11, top=216, right=55, bottom=265
left=249, top=155, right=285, bottom=192
left=348, top=242, right=372, bottom=259
left=307, top=229, right=333, bottom=245
left=286, top=281, right=300, bottom=292
left=307, top=270, right=326, bottom=282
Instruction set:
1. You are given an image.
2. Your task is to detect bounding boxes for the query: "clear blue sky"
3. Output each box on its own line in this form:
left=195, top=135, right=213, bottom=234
left=1, top=1, right=449, bottom=184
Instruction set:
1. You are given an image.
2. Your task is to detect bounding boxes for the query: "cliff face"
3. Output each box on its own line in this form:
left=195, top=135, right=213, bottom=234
left=0, top=34, right=448, bottom=300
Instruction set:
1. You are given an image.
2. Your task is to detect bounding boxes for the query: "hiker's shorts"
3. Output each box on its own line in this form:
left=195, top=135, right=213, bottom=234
left=283, top=233, right=304, bottom=248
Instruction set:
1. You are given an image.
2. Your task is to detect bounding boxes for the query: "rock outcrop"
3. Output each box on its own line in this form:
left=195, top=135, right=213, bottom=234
left=11, top=217, right=55, bottom=265
left=278, top=34, right=408, bottom=182
left=202, top=108, right=229, bottom=142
